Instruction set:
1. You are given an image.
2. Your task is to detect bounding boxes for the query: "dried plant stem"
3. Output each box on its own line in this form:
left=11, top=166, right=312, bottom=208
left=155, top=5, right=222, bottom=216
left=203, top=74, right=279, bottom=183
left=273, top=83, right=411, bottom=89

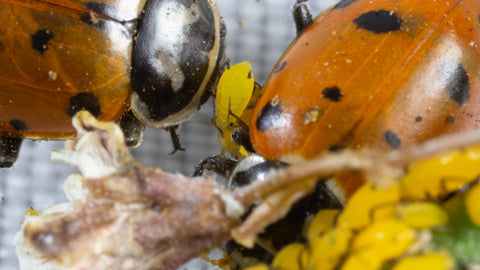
left=234, top=128, right=480, bottom=206
left=386, top=128, right=480, bottom=164
left=232, top=178, right=316, bottom=247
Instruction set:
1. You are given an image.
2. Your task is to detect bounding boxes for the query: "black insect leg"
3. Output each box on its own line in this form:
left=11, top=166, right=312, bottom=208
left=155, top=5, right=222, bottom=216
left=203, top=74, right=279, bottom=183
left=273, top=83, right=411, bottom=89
left=193, top=155, right=238, bottom=178
left=168, top=126, right=185, bottom=154
left=292, top=0, right=313, bottom=34
left=227, top=111, right=255, bottom=153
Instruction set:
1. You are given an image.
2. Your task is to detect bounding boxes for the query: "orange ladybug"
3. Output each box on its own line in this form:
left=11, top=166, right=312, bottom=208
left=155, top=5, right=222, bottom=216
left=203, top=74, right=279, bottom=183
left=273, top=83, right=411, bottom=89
left=0, top=0, right=226, bottom=168
left=250, top=0, right=480, bottom=198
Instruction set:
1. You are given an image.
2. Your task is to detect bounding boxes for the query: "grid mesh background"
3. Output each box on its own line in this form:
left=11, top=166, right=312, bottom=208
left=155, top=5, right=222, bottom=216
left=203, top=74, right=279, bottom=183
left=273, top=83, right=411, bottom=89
left=0, top=0, right=338, bottom=269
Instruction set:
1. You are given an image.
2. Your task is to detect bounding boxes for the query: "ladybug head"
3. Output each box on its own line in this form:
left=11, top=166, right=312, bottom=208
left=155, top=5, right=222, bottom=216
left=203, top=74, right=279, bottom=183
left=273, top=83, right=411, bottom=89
left=130, top=0, right=226, bottom=128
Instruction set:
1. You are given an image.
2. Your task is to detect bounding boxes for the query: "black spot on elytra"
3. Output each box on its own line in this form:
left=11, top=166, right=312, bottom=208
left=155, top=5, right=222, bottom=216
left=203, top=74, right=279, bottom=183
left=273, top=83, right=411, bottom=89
left=31, top=29, right=53, bottom=54
left=328, top=145, right=345, bottom=152
left=440, top=62, right=470, bottom=106
left=67, top=92, right=101, bottom=117
left=256, top=100, right=283, bottom=132
left=322, top=86, right=343, bottom=102
left=9, top=119, right=28, bottom=131
left=0, top=42, right=5, bottom=53
left=353, top=10, right=402, bottom=34
left=333, top=0, right=357, bottom=9
left=448, top=115, right=456, bottom=123
left=384, top=130, right=401, bottom=149
left=415, top=115, right=422, bottom=122
left=274, top=61, right=287, bottom=74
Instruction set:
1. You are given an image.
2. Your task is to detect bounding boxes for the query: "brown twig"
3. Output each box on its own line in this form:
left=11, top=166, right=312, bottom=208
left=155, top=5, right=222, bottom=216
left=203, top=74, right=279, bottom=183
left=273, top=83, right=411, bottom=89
left=233, top=128, right=480, bottom=206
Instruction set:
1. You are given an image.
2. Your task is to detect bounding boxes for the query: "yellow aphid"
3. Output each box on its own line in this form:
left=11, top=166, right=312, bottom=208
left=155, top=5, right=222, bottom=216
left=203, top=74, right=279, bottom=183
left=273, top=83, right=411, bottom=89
left=272, top=243, right=308, bottom=270
left=392, top=253, right=454, bottom=270
left=25, top=207, right=39, bottom=216
left=400, top=145, right=480, bottom=200
left=308, top=227, right=353, bottom=270
left=396, top=202, right=448, bottom=229
left=371, top=204, right=397, bottom=223
left=243, top=264, right=270, bottom=270
left=466, top=183, right=480, bottom=226
left=306, top=209, right=339, bottom=242
left=351, top=219, right=416, bottom=262
left=341, top=250, right=382, bottom=270
left=337, top=182, right=400, bottom=230
left=215, top=62, right=255, bottom=157
left=200, top=252, right=236, bottom=270
left=215, top=61, right=255, bottom=130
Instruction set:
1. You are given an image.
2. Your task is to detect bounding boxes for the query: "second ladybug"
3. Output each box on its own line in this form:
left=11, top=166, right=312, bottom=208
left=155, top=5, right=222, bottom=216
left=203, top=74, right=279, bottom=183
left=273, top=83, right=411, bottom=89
left=0, top=0, right=226, bottom=168
left=249, top=0, right=480, bottom=199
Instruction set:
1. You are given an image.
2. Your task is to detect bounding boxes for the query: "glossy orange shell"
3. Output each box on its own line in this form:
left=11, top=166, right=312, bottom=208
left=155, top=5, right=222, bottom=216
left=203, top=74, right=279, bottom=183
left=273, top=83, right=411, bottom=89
left=0, top=0, right=134, bottom=139
left=251, top=0, right=480, bottom=163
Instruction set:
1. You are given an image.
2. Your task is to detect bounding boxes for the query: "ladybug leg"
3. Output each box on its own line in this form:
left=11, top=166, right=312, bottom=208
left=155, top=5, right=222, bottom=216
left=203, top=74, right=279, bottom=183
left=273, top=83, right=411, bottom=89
left=227, top=111, right=255, bottom=153
left=292, top=0, right=313, bottom=34
left=168, top=126, right=185, bottom=154
left=119, top=109, right=146, bottom=148
left=0, top=136, right=22, bottom=168
left=231, top=127, right=254, bottom=153
left=192, top=154, right=237, bottom=178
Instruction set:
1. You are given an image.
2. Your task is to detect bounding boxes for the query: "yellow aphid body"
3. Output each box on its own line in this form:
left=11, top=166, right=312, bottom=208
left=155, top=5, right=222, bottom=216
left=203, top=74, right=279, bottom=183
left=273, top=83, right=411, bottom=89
left=215, top=62, right=256, bottom=158
left=401, top=145, right=480, bottom=200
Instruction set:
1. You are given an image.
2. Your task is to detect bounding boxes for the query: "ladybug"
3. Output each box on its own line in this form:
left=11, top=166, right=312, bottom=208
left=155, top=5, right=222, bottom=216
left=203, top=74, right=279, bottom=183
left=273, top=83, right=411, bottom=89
left=0, top=0, right=226, bottom=168
left=249, top=0, right=480, bottom=199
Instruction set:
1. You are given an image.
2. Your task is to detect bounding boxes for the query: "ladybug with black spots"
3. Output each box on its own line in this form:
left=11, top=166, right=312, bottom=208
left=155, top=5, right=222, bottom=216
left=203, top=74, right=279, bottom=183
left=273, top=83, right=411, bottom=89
left=251, top=0, right=480, bottom=169
left=247, top=0, right=480, bottom=199
left=0, top=0, right=226, bottom=168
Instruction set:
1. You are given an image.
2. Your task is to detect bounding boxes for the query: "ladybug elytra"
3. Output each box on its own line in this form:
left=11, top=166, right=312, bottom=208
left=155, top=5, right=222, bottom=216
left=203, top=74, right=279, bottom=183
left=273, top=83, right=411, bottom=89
left=0, top=0, right=226, bottom=168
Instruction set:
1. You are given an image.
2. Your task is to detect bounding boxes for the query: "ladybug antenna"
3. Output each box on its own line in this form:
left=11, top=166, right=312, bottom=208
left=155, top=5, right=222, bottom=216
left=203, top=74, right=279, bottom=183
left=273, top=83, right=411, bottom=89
left=292, top=0, right=313, bottom=35
left=227, top=108, right=249, bottom=131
